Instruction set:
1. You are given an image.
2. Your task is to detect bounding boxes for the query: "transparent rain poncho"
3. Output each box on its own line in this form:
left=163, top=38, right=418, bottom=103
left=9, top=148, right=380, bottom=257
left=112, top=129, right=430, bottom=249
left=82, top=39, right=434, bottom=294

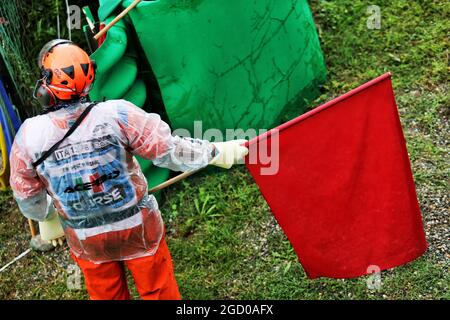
left=10, top=100, right=214, bottom=263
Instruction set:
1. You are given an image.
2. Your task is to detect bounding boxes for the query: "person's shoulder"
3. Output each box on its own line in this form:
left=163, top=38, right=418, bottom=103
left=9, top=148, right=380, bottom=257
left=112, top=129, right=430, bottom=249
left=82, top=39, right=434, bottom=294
left=20, top=114, right=50, bottom=132
left=94, top=99, right=138, bottom=112
left=14, top=114, right=51, bottom=147
left=97, top=100, right=147, bottom=120
left=89, top=100, right=117, bottom=117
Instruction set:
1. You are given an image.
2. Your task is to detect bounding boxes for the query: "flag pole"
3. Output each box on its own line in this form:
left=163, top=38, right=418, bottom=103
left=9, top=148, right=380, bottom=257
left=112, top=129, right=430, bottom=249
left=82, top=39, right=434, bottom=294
left=28, top=219, right=37, bottom=237
left=93, top=0, right=142, bottom=40
left=148, top=169, right=202, bottom=194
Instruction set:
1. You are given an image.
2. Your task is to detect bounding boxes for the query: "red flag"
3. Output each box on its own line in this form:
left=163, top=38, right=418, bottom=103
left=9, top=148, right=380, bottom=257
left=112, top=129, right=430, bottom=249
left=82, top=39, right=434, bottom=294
left=246, top=73, right=427, bottom=279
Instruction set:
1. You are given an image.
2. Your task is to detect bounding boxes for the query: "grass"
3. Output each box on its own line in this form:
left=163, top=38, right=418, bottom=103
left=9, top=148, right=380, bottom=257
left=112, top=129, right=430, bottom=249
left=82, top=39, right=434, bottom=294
left=0, top=0, right=448, bottom=299
left=159, top=168, right=448, bottom=300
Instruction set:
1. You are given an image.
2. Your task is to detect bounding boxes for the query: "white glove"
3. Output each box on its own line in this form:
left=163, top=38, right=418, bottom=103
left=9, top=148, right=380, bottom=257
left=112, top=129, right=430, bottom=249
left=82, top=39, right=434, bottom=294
left=210, top=139, right=249, bottom=169
left=39, top=212, right=65, bottom=247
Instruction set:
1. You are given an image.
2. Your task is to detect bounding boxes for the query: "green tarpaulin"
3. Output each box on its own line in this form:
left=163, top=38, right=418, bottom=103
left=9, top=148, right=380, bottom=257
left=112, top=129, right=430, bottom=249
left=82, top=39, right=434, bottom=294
left=90, top=0, right=326, bottom=187
left=126, top=0, right=326, bottom=133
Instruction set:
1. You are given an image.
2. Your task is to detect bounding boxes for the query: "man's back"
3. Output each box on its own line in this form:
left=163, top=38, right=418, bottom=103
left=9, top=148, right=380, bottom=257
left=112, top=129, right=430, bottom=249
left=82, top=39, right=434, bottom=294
left=10, top=99, right=215, bottom=262
left=15, top=100, right=147, bottom=220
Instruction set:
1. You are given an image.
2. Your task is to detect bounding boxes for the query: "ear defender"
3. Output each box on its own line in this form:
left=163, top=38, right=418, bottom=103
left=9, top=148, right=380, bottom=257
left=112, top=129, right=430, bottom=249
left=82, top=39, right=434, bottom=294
left=42, top=69, right=53, bottom=84
left=33, top=78, right=56, bottom=108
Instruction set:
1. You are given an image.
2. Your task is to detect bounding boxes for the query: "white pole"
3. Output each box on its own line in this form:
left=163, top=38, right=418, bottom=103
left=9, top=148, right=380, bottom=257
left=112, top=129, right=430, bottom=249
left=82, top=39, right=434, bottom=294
left=65, top=0, right=71, bottom=41
left=0, top=249, right=32, bottom=273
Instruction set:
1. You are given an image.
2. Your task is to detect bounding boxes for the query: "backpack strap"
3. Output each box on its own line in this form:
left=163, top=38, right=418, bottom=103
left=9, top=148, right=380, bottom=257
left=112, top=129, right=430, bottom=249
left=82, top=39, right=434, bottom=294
left=32, top=102, right=98, bottom=168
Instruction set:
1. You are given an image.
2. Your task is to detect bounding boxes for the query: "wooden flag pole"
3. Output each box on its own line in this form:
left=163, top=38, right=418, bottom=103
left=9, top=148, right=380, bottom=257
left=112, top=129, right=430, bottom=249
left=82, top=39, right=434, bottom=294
left=93, top=0, right=142, bottom=40
left=28, top=219, right=37, bottom=238
left=148, top=169, right=202, bottom=194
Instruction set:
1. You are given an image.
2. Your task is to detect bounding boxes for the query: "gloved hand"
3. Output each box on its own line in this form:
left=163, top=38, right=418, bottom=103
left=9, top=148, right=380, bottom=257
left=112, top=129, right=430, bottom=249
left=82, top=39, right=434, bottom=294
left=210, top=139, right=249, bottom=169
left=39, top=211, right=65, bottom=247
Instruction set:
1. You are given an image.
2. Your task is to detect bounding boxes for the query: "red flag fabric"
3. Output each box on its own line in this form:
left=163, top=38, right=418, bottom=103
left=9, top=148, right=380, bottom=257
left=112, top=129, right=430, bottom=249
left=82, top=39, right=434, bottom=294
left=246, top=73, right=427, bottom=279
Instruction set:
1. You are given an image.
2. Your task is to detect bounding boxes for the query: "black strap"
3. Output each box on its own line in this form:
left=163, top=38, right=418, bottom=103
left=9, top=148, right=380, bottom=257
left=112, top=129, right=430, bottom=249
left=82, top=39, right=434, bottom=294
left=32, top=102, right=98, bottom=168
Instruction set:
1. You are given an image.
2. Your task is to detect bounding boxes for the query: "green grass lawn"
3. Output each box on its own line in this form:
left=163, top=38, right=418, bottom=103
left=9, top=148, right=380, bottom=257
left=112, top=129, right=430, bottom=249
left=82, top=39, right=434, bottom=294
left=0, top=0, right=448, bottom=299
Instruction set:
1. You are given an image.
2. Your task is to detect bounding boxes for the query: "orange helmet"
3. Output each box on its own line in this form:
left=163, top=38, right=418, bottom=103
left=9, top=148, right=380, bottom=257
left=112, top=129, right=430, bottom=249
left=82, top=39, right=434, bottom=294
left=34, top=39, right=96, bottom=107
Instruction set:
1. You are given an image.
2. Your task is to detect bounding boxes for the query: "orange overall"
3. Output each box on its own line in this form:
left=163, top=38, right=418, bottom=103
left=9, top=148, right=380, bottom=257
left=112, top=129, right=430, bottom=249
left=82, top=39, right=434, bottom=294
left=71, top=237, right=181, bottom=300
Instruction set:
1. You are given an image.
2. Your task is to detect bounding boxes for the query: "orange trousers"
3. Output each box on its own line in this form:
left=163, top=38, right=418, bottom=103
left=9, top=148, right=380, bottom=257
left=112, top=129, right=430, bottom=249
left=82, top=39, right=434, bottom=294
left=71, top=238, right=181, bottom=300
